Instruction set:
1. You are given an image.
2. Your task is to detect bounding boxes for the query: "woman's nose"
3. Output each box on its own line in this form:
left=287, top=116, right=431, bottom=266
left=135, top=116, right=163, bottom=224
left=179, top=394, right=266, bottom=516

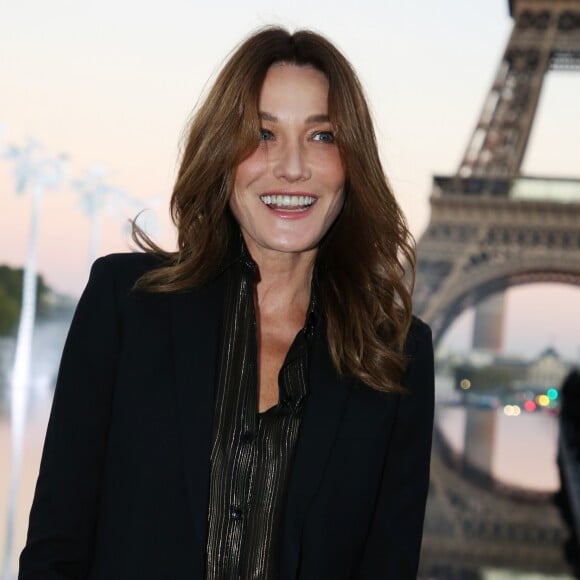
left=272, top=140, right=311, bottom=182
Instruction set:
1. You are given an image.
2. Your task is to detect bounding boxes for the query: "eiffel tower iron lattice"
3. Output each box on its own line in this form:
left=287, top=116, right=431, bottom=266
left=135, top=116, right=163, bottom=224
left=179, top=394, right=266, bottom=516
left=415, top=0, right=580, bottom=348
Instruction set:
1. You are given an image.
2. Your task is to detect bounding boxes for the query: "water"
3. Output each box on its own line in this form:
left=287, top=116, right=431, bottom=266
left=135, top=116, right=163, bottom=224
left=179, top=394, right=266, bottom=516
left=0, top=317, right=70, bottom=577
left=436, top=405, right=559, bottom=491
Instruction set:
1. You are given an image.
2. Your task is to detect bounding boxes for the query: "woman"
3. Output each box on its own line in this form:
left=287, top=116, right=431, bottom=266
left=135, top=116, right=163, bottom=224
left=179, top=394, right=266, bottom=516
left=20, top=27, right=434, bottom=579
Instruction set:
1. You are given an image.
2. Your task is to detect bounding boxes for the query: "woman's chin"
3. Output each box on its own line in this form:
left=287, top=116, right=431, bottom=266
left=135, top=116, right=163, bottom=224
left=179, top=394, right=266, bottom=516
left=245, top=235, right=320, bottom=258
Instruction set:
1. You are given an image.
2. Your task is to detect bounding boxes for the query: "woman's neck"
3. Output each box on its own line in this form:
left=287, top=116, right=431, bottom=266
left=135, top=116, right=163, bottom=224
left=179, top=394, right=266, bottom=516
left=244, top=241, right=316, bottom=319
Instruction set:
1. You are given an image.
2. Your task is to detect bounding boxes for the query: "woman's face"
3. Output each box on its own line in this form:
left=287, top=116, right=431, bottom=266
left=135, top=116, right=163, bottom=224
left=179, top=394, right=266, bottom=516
left=230, top=63, right=345, bottom=261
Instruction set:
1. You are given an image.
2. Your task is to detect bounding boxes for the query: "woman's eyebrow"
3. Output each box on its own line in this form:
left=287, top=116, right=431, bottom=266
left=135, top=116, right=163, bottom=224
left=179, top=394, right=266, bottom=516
left=259, top=111, right=278, bottom=122
left=259, top=111, right=331, bottom=123
left=305, top=114, right=331, bottom=123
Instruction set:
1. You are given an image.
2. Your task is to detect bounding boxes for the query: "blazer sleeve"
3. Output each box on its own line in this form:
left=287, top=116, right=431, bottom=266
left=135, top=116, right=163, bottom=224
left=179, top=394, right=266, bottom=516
left=19, top=257, right=121, bottom=579
left=356, top=319, right=435, bottom=580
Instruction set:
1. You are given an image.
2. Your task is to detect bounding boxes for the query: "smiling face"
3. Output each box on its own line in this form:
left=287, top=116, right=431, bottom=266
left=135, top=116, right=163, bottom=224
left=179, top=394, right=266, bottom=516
left=230, top=63, right=346, bottom=263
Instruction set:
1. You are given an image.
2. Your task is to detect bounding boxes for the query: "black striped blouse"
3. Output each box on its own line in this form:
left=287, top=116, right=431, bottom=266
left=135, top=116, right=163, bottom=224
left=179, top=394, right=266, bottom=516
left=205, top=246, right=314, bottom=579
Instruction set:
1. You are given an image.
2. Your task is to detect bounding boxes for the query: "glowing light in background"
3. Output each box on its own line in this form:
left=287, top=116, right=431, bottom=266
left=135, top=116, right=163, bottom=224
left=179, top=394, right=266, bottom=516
left=460, top=378, right=472, bottom=390
left=503, top=404, right=521, bottom=417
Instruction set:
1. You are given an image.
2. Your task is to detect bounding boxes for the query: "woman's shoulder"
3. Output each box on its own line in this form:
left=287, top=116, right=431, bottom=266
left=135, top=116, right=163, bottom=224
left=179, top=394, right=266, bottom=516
left=88, top=251, right=167, bottom=294
left=93, top=251, right=164, bottom=273
left=405, top=316, right=432, bottom=354
left=399, top=316, right=434, bottom=397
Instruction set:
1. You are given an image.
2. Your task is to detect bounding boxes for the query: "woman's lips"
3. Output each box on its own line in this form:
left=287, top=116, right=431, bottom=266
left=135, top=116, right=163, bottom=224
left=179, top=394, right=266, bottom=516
left=259, top=193, right=318, bottom=211
left=259, top=193, right=318, bottom=219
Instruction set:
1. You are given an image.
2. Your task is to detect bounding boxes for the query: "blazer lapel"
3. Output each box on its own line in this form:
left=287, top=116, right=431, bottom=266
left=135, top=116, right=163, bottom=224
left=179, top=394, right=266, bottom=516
left=280, top=326, right=352, bottom=579
left=169, top=279, right=225, bottom=567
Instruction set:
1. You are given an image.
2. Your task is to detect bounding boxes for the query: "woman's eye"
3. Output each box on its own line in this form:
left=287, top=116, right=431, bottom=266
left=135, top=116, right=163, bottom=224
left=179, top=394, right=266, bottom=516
left=259, top=129, right=274, bottom=141
left=313, top=131, right=335, bottom=143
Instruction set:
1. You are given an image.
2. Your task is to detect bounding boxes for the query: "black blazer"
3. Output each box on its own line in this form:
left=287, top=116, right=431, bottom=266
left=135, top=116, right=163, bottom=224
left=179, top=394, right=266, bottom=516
left=20, top=253, right=434, bottom=580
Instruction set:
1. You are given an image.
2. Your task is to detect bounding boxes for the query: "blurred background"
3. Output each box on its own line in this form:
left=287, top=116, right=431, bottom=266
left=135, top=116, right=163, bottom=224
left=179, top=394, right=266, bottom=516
left=1, top=0, right=579, bottom=578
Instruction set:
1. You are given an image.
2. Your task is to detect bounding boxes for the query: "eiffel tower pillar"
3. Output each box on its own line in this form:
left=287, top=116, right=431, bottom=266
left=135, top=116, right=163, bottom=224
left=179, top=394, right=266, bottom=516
left=464, top=406, right=497, bottom=476
left=472, top=294, right=504, bottom=351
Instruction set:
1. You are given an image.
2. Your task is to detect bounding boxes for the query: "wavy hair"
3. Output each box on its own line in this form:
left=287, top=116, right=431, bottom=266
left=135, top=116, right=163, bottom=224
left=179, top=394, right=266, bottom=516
left=133, top=26, right=416, bottom=393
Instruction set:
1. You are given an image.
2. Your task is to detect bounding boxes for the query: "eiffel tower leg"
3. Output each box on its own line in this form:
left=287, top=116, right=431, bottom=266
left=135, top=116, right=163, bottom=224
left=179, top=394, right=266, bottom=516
left=472, top=293, right=505, bottom=352
left=459, top=6, right=557, bottom=178
left=464, top=406, right=498, bottom=476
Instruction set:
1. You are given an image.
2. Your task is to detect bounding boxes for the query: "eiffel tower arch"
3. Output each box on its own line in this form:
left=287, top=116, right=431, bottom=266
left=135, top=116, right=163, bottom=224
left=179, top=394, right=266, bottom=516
left=415, top=0, right=580, bottom=347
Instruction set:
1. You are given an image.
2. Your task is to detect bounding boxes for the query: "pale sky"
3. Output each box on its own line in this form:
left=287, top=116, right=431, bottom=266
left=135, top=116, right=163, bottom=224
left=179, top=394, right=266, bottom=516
left=1, top=0, right=579, bottom=359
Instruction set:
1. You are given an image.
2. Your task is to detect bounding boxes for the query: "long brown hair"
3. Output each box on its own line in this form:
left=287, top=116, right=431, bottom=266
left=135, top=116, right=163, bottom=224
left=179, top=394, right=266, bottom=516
left=133, top=27, right=416, bottom=393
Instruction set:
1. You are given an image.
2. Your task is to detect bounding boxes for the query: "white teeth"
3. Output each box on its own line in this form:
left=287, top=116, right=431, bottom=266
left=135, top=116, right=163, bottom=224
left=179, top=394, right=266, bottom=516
left=260, top=194, right=317, bottom=208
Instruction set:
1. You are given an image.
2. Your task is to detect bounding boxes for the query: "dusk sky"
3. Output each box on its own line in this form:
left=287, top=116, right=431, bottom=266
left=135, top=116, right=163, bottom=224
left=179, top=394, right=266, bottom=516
left=1, top=0, right=579, bottom=359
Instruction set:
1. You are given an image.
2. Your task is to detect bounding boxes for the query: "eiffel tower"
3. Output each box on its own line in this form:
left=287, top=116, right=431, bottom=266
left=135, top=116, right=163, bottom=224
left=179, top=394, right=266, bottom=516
left=414, top=0, right=580, bottom=347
